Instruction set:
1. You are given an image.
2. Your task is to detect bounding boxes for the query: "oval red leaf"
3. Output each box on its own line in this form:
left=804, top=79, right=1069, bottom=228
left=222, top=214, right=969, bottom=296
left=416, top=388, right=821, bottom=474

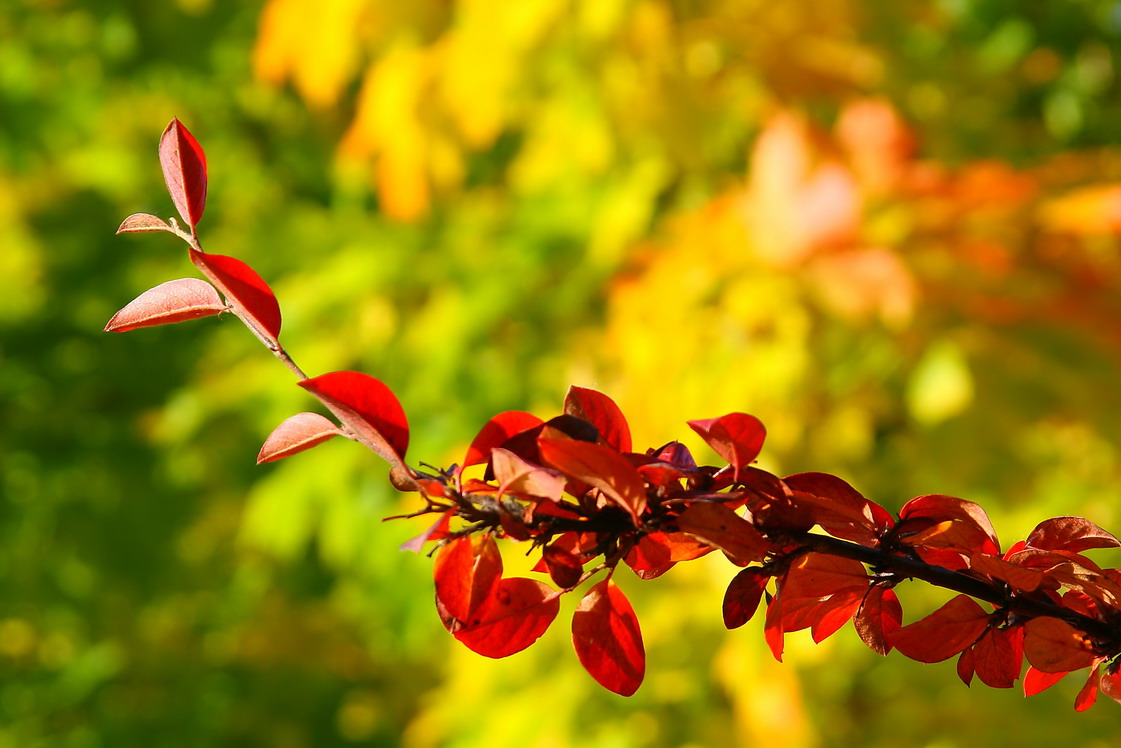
left=723, top=566, right=770, bottom=629
left=687, top=413, right=766, bottom=479
left=159, top=118, right=207, bottom=230
left=1023, top=616, right=1097, bottom=673
left=564, top=386, right=632, bottom=453
left=257, top=412, right=343, bottom=464
left=190, top=250, right=282, bottom=344
left=299, top=371, right=410, bottom=464
left=890, top=594, right=990, bottom=663
left=462, top=411, right=544, bottom=468
left=1023, top=665, right=1068, bottom=697
left=116, top=212, right=173, bottom=235
left=1027, top=516, right=1121, bottom=554
left=451, top=577, right=559, bottom=659
left=538, top=438, right=646, bottom=525
left=104, top=278, right=225, bottom=332
left=434, top=534, right=503, bottom=624
left=972, top=625, right=1024, bottom=689
left=854, top=586, right=903, bottom=655
left=675, top=502, right=768, bottom=565
left=572, top=579, right=645, bottom=696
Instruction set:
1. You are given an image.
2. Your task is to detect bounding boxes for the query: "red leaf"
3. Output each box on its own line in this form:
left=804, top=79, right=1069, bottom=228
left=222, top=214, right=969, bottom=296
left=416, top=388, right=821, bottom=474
left=572, top=580, right=645, bottom=696
left=890, top=595, right=990, bottom=663
left=1076, top=664, right=1101, bottom=711
left=434, top=535, right=502, bottom=624
left=564, top=386, right=632, bottom=453
left=1100, top=666, right=1121, bottom=704
left=299, top=371, right=409, bottom=465
left=491, top=448, right=566, bottom=502
left=723, top=567, right=770, bottom=629
left=399, top=510, right=453, bottom=553
left=450, top=577, right=560, bottom=658
left=972, top=625, right=1024, bottom=689
left=808, top=588, right=865, bottom=643
left=687, top=413, right=766, bottom=479
left=159, top=118, right=207, bottom=230
left=257, top=412, right=343, bottom=463
left=675, top=502, right=768, bottom=565
left=1023, top=616, right=1097, bottom=673
left=783, top=472, right=894, bottom=545
left=543, top=543, right=584, bottom=589
left=1027, top=517, right=1121, bottom=554
left=462, top=411, right=543, bottom=469
left=1023, top=666, right=1068, bottom=697
left=782, top=553, right=868, bottom=599
left=538, top=438, right=646, bottom=525
left=854, top=586, right=903, bottom=655
left=898, top=494, right=1000, bottom=555
left=969, top=554, right=1045, bottom=593
left=957, top=646, right=976, bottom=686
left=116, top=212, right=173, bottom=234
left=190, top=250, right=282, bottom=344
left=104, top=278, right=225, bottom=332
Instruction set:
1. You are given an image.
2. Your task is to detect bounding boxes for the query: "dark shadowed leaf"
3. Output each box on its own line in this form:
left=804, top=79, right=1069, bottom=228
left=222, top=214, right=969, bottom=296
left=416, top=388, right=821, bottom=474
left=105, top=278, right=225, bottom=332
left=257, top=412, right=343, bottom=463
left=783, top=472, right=894, bottom=545
left=1023, top=616, right=1097, bottom=673
left=854, top=586, right=903, bottom=655
left=462, top=411, right=543, bottom=468
left=434, top=535, right=502, bottom=624
left=564, top=386, right=632, bottom=452
left=572, top=580, right=645, bottom=696
left=190, top=249, right=282, bottom=344
left=687, top=413, right=766, bottom=479
left=675, top=502, right=767, bottom=565
left=451, top=578, right=559, bottom=658
left=159, top=118, right=207, bottom=230
left=890, top=595, right=990, bottom=663
left=723, top=566, right=770, bottom=629
left=116, top=212, right=173, bottom=234
left=543, top=543, right=584, bottom=589
left=1027, top=517, right=1121, bottom=554
left=538, top=438, right=646, bottom=525
left=972, top=625, right=1024, bottom=688
left=299, top=371, right=410, bottom=465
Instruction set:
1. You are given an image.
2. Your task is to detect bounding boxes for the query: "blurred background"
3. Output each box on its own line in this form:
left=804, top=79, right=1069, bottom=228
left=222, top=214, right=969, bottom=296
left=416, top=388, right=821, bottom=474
left=5, top=0, right=1121, bottom=745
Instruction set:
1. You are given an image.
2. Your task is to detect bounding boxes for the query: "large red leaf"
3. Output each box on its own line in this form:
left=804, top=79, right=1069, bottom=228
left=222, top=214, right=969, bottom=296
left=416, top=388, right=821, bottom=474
left=564, top=386, right=632, bottom=453
left=434, top=535, right=503, bottom=624
left=299, top=371, right=409, bottom=465
left=104, top=278, right=225, bottom=332
left=159, top=118, right=207, bottom=230
left=890, top=595, right=990, bottom=663
left=538, top=438, right=646, bottom=525
left=572, top=580, right=645, bottom=696
left=782, top=552, right=868, bottom=599
left=190, top=249, right=282, bottom=345
left=687, top=413, right=766, bottom=480
left=462, top=411, right=543, bottom=468
left=723, top=566, right=770, bottom=629
left=675, top=502, right=768, bottom=565
left=116, top=212, right=173, bottom=234
left=783, top=472, right=894, bottom=545
left=450, top=577, right=560, bottom=658
left=1027, top=516, right=1121, bottom=554
left=971, top=625, right=1024, bottom=689
left=1022, top=616, right=1097, bottom=673
left=257, top=412, right=343, bottom=464
left=969, top=554, right=1045, bottom=593
left=854, top=586, right=903, bottom=655
left=898, top=494, right=1000, bottom=555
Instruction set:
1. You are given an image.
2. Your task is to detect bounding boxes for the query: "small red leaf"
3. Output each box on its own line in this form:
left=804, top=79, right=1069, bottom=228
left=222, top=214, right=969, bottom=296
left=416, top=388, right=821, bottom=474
left=450, top=577, right=560, bottom=658
left=972, top=625, right=1024, bottom=689
left=104, top=278, right=225, bottom=332
left=116, top=212, right=173, bottom=234
left=434, top=535, right=503, bottom=624
left=159, top=118, right=207, bottom=230
left=898, top=494, right=1001, bottom=555
left=564, top=386, right=632, bottom=453
left=491, top=448, right=566, bottom=502
left=543, top=543, right=584, bottom=589
left=1027, top=517, right=1121, bottom=554
left=538, top=438, right=646, bottom=525
left=1023, top=666, right=1068, bottom=697
left=854, top=586, right=903, bottom=655
left=257, top=412, right=343, bottom=464
left=399, top=510, right=453, bottom=552
left=687, top=413, right=766, bottom=479
left=190, top=250, right=282, bottom=344
left=890, top=595, right=990, bottom=663
left=462, top=411, right=544, bottom=469
left=1076, top=664, right=1101, bottom=711
left=675, top=502, right=768, bottom=565
left=572, top=579, right=645, bottom=696
left=299, top=371, right=409, bottom=464
left=723, top=567, right=770, bottom=629
left=1023, top=616, right=1097, bottom=673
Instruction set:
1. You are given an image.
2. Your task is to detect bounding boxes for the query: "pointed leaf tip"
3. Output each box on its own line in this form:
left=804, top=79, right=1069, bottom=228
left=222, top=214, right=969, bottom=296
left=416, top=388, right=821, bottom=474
left=104, top=278, right=225, bottom=332
left=257, top=412, right=343, bottom=463
left=159, top=119, right=207, bottom=230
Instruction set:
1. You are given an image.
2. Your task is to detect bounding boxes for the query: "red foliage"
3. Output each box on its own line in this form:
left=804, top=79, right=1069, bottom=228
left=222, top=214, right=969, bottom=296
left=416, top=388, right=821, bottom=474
left=113, top=119, right=1121, bottom=710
